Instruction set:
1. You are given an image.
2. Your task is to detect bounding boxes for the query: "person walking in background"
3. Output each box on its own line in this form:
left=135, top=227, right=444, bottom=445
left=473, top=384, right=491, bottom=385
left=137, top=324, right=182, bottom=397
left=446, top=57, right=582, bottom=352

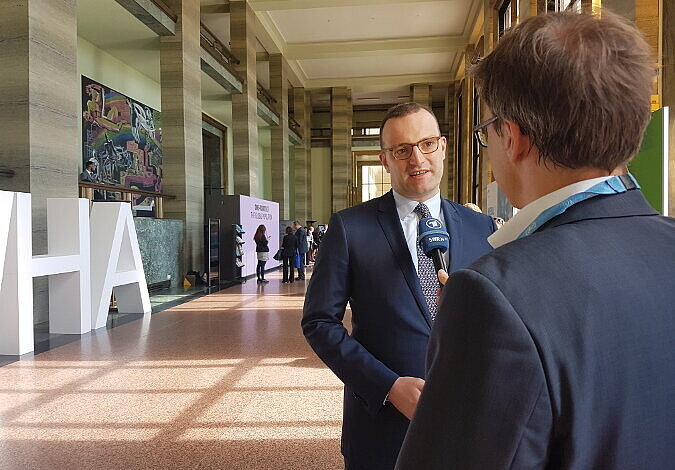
left=396, top=11, right=675, bottom=469
left=304, top=226, right=313, bottom=266
left=293, top=221, right=308, bottom=280
left=253, top=224, right=270, bottom=284
left=307, top=226, right=316, bottom=262
left=281, top=226, right=299, bottom=284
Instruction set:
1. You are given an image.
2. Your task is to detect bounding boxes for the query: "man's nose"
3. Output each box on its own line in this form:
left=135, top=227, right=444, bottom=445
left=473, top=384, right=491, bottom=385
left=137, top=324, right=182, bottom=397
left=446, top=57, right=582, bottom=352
left=408, top=145, right=425, bottom=165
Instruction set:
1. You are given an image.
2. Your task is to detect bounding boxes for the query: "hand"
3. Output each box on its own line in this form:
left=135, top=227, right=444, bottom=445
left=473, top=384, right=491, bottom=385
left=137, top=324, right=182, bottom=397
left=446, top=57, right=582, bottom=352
left=436, top=269, right=449, bottom=300
left=388, top=376, right=425, bottom=420
left=437, top=269, right=449, bottom=286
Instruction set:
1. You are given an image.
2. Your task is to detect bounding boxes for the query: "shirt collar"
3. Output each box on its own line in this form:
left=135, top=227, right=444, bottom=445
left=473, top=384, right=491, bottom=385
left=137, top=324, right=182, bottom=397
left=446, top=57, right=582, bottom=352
left=392, top=189, right=442, bottom=221
left=488, top=176, right=613, bottom=248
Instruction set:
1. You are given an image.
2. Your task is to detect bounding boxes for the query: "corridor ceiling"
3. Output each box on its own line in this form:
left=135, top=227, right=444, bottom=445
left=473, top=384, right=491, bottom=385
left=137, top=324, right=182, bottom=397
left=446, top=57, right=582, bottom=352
left=201, top=0, right=484, bottom=106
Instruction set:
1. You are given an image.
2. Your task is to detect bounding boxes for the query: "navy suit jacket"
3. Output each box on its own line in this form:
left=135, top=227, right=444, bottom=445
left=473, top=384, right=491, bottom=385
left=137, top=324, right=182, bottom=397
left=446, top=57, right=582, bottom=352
left=295, top=227, right=309, bottom=254
left=302, top=190, right=495, bottom=469
left=396, top=190, right=675, bottom=469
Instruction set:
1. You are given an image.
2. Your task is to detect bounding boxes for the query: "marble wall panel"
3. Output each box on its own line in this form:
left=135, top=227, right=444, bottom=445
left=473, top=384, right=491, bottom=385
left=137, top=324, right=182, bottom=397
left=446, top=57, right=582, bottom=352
left=270, top=54, right=289, bottom=218
left=0, top=0, right=79, bottom=323
left=331, top=87, right=353, bottom=213
left=134, top=217, right=184, bottom=287
left=160, top=0, right=204, bottom=274
left=231, top=0, right=260, bottom=197
left=443, top=83, right=456, bottom=201
left=293, top=88, right=311, bottom=222
left=460, top=45, right=475, bottom=204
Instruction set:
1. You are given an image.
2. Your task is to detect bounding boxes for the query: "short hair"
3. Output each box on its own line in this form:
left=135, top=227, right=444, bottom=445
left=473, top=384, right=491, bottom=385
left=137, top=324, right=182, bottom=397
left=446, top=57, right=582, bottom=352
left=471, top=10, right=655, bottom=171
left=285, top=226, right=293, bottom=234
left=379, top=102, right=440, bottom=148
left=293, top=220, right=300, bottom=226
left=85, top=160, right=96, bottom=167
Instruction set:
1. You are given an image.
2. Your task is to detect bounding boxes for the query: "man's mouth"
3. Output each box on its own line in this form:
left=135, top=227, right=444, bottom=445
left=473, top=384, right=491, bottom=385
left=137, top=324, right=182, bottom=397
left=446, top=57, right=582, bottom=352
left=409, top=170, right=430, bottom=177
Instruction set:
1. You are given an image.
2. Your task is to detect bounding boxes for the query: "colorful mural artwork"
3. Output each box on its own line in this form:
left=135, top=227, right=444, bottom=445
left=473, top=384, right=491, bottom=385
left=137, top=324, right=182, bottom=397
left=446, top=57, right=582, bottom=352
left=81, top=76, right=162, bottom=211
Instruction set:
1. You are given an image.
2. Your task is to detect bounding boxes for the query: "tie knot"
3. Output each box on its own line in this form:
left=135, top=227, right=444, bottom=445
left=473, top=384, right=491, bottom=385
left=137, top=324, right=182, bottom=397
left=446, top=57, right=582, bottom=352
left=414, top=203, right=432, bottom=219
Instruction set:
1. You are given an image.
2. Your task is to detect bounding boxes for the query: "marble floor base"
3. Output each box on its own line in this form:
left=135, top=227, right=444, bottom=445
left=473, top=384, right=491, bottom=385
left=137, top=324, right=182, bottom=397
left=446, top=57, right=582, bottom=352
left=0, top=282, right=224, bottom=368
left=0, top=266, right=344, bottom=469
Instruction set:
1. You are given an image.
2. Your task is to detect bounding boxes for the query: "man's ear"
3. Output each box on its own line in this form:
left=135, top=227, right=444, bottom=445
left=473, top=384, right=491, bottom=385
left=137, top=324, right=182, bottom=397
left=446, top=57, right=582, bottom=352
left=501, top=120, right=531, bottom=163
left=379, top=152, right=390, bottom=173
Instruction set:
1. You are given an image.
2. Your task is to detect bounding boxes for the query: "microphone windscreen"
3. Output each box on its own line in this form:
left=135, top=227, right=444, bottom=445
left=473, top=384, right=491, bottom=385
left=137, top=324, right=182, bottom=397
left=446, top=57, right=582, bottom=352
left=418, top=217, right=449, bottom=255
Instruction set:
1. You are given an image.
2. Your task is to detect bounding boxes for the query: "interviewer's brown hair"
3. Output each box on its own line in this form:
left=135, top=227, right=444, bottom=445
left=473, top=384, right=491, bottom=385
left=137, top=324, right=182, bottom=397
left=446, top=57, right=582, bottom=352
left=471, top=10, right=655, bottom=171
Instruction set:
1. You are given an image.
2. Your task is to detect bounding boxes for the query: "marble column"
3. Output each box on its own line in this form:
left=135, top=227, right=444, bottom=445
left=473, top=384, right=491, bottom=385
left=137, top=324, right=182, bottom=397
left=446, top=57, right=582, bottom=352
left=270, top=54, right=289, bottom=218
left=460, top=45, right=476, bottom=204
left=442, top=83, right=456, bottom=201
left=0, top=0, right=79, bottom=323
left=410, top=83, right=432, bottom=108
left=160, top=0, right=203, bottom=274
left=230, top=0, right=259, bottom=197
left=305, top=92, right=313, bottom=219
left=293, top=87, right=311, bottom=222
left=662, top=0, right=675, bottom=215
left=331, top=87, right=353, bottom=212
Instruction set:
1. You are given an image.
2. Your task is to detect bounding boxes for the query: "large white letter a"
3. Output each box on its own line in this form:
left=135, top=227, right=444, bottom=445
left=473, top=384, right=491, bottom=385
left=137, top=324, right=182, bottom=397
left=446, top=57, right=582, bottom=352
left=90, top=203, right=151, bottom=329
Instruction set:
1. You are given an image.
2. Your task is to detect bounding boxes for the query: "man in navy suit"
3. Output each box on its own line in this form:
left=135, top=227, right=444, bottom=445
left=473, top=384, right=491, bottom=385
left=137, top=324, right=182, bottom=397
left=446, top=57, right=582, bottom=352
left=396, top=11, right=675, bottom=470
left=302, top=102, right=496, bottom=469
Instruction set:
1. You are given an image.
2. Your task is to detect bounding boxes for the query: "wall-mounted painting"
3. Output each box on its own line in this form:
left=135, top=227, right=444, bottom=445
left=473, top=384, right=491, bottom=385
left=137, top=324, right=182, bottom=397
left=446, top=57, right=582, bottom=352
left=81, top=76, right=163, bottom=209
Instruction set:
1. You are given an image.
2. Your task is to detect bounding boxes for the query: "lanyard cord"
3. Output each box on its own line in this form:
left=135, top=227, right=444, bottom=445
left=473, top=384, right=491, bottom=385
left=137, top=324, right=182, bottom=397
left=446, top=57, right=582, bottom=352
left=517, top=174, right=640, bottom=239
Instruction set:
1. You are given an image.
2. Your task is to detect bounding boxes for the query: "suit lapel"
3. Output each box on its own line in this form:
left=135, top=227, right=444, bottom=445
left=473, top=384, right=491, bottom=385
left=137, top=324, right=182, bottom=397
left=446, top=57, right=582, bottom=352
left=441, top=199, right=461, bottom=272
left=376, top=191, right=432, bottom=328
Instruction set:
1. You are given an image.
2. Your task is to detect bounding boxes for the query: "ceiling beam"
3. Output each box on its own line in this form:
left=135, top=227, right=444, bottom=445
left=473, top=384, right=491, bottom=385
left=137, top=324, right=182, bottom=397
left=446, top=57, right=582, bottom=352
left=304, top=73, right=452, bottom=90
left=285, top=36, right=466, bottom=60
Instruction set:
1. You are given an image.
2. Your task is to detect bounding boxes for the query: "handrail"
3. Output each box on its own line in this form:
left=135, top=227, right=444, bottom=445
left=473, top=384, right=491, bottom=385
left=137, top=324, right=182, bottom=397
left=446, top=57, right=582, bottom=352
left=289, top=116, right=301, bottom=130
left=78, top=182, right=175, bottom=219
left=78, top=181, right=174, bottom=198
left=200, top=22, right=240, bottom=66
left=288, top=116, right=303, bottom=139
left=150, top=0, right=178, bottom=22
left=256, top=82, right=277, bottom=106
left=200, top=36, right=245, bottom=84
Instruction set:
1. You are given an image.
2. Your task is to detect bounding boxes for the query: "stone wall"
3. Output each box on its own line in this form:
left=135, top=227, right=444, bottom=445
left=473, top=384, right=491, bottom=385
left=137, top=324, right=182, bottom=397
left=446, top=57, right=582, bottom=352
left=134, top=218, right=184, bottom=288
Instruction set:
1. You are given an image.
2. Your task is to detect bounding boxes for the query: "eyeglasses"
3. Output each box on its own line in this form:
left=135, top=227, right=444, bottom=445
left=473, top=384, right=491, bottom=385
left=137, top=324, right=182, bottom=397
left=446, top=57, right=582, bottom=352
left=382, top=136, right=443, bottom=160
left=473, top=116, right=500, bottom=148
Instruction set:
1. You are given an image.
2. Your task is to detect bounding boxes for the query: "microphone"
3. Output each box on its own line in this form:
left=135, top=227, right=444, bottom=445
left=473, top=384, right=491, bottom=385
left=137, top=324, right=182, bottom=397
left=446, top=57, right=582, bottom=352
left=417, top=217, right=450, bottom=277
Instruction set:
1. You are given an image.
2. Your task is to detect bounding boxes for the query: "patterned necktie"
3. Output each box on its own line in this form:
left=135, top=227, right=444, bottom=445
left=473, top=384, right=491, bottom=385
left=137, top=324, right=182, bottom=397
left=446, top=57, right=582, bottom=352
left=413, top=203, right=438, bottom=321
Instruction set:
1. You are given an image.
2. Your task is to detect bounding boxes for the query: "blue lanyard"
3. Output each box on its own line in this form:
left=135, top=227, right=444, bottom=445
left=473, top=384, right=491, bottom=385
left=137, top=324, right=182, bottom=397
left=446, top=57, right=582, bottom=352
left=518, top=174, right=640, bottom=239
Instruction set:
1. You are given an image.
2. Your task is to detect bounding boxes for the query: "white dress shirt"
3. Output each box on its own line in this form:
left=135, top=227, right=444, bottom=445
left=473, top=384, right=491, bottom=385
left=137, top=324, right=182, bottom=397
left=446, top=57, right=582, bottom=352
left=392, top=190, right=449, bottom=272
left=488, top=176, right=613, bottom=248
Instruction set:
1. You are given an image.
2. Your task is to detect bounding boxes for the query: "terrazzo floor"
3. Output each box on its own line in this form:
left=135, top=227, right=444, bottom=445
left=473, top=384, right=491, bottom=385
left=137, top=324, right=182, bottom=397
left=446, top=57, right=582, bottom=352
left=0, top=268, right=345, bottom=469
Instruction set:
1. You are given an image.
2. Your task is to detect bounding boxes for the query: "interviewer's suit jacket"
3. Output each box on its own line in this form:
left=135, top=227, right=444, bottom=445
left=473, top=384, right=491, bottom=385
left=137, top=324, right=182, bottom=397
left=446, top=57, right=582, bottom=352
left=396, top=189, right=675, bottom=470
left=302, top=190, right=495, bottom=469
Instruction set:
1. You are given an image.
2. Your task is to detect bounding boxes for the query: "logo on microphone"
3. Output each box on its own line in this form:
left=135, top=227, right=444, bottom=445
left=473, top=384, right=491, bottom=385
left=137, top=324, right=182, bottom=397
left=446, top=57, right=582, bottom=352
left=425, top=219, right=442, bottom=229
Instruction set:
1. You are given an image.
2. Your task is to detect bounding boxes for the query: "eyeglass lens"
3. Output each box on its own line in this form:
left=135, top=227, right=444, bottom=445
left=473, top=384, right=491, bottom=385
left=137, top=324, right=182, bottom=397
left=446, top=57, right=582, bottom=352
left=391, top=137, right=440, bottom=159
